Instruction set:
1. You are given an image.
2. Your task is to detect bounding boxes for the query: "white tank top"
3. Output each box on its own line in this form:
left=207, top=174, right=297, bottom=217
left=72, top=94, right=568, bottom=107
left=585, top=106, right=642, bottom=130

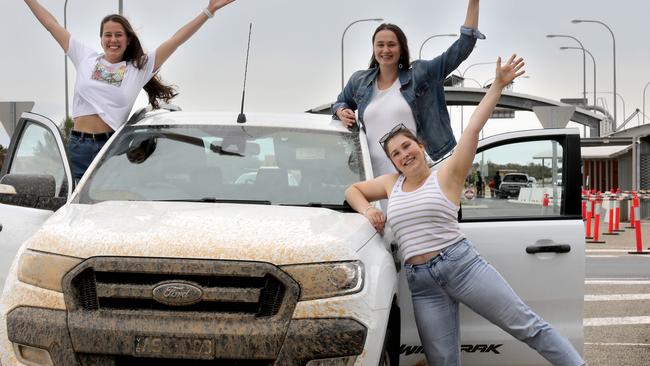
left=387, top=170, right=465, bottom=263
left=363, top=77, right=417, bottom=177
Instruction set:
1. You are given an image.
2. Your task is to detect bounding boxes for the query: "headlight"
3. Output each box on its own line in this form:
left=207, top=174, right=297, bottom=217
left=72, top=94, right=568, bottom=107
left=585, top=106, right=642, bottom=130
left=281, top=261, right=364, bottom=301
left=18, top=249, right=83, bottom=292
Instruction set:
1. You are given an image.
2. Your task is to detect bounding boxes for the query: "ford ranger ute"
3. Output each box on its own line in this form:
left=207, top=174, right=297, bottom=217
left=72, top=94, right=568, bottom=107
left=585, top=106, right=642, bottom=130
left=0, top=110, right=584, bottom=365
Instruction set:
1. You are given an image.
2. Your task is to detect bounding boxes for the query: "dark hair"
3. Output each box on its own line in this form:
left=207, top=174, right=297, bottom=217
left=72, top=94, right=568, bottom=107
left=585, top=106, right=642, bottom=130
left=369, top=23, right=411, bottom=70
left=100, top=14, right=177, bottom=109
left=381, top=128, right=424, bottom=173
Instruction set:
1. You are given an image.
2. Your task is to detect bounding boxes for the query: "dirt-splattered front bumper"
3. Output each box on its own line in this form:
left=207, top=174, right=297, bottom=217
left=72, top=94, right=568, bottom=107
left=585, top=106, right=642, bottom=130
left=7, top=306, right=366, bottom=365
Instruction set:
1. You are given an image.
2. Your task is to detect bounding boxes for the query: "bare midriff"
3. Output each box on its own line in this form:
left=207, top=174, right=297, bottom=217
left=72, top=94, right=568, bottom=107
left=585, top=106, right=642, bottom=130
left=73, top=114, right=114, bottom=133
left=405, top=249, right=441, bottom=265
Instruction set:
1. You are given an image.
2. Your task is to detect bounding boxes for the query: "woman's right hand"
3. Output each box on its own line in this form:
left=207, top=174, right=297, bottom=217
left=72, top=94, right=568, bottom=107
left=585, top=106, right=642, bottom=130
left=364, top=207, right=386, bottom=234
left=336, top=108, right=356, bottom=129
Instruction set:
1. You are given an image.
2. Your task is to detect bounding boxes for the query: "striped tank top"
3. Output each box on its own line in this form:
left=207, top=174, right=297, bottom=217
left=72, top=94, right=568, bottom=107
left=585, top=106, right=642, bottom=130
left=386, top=170, right=465, bottom=263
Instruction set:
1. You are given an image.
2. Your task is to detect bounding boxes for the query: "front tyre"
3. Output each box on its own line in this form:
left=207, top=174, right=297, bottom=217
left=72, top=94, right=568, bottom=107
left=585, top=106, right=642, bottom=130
left=378, top=327, right=398, bottom=366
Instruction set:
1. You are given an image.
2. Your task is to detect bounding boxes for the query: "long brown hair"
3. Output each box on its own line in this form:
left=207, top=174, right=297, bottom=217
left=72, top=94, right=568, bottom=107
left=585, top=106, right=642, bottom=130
left=368, top=23, right=411, bottom=70
left=100, top=14, right=177, bottom=109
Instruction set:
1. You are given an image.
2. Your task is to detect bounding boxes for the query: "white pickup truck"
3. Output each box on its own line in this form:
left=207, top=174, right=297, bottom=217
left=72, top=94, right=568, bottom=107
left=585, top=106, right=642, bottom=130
left=0, top=110, right=584, bottom=365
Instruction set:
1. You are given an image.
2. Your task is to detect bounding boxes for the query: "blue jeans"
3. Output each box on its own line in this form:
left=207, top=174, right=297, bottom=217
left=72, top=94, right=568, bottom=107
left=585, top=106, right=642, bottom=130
left=404, top=239, right=585, bottom=366
left=68, top=134, right=108, bottom=180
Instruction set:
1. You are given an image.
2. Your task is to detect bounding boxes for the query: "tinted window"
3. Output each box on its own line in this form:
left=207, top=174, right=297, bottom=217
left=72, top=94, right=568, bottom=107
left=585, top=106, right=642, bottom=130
left=503, top=174, right=528, bottom=183
left=78, top=125, right=364, bottom=205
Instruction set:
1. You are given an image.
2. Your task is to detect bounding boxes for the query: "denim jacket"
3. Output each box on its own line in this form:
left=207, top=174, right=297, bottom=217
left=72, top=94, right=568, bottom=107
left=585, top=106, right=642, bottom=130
left=333, top=26, right=485, bottom=161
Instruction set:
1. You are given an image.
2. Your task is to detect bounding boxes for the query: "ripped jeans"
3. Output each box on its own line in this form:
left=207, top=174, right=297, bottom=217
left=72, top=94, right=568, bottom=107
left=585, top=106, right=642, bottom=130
left=404, top=239, right=585, bottom=366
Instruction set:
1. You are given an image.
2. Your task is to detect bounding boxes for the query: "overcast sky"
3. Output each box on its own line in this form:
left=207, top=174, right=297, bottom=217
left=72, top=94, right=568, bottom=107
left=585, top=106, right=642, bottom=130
left=2, top=0, right=649, bottom=147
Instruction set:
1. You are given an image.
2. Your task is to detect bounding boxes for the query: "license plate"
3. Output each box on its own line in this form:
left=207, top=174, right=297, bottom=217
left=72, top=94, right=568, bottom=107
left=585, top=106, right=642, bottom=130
left=135, top=335, right=214, bottom=358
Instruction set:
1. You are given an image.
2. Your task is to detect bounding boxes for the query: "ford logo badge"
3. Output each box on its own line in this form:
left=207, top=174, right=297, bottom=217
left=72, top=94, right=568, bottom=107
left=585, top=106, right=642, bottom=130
left=152, top=281, right=203, bottom=306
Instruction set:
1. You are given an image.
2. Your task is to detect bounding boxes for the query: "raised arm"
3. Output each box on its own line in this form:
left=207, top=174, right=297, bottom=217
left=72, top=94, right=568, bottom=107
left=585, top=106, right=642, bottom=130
left=464, top=0, right=480, bottom=29
left=154, top=0, right=236, bottom=71
left=439, top=54, right=525, bottom=201
left=421, top=0, right=482, bottom=81
left=24, top=0, right=71, bottom=52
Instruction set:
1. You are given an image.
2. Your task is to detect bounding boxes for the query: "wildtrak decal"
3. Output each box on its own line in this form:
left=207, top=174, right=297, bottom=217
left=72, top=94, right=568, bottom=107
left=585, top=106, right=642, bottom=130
left=400, top=344, right=503, bottom=355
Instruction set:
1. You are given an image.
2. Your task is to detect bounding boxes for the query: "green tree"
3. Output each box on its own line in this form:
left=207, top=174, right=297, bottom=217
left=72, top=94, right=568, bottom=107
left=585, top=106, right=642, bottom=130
left=60, top=116, right=74, bottom=143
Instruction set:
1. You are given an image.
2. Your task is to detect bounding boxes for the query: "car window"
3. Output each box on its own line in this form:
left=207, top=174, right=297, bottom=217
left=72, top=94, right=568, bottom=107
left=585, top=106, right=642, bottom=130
left=7, top=121, right=68, bottom=197
left=461, top=140, right=564, bottom=219
left=78, top=125, right=364, bottom=205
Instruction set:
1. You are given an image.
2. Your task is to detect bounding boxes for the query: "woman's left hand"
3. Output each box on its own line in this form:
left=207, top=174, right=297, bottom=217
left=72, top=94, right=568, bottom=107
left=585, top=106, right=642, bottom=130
left=493, top=54, right=525, bottom=88
left=208, top=0, right=236, bottom=12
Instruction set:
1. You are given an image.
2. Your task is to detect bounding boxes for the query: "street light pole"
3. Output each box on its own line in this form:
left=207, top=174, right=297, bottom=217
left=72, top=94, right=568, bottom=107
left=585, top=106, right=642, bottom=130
left=547, top=34, right=586, bottom=105
left=572, top=19, right=617, bottom=131
left=64, top=0, right=69, bottom=120
left=341, top=18, right=383, bottom=91
left=560, top=46, right=596, bottom=108
left=418, top=33, right=456, bottom=59
left=586, top=91, right=626, bottom=124
left=119, top=0, right=123, bottom=14
left=457, top=61, right=493, bottom=132
left=643, top=82, right=650, bottom=124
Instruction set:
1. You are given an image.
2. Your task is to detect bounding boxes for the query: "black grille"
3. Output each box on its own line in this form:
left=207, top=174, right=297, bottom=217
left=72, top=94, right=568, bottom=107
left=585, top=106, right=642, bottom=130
left=67, top=259, right=289, bottom=317
left=74, top=270, right=99, bottom=311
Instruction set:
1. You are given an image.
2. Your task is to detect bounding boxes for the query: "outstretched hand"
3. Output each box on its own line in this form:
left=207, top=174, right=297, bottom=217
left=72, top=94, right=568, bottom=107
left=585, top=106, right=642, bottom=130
left=493, top=54, right=525, bottom=88
left=208, top=0, right=236, bottom=12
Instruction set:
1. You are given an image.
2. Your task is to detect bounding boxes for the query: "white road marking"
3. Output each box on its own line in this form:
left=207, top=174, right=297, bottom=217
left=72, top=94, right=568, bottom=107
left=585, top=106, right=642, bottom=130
left=585, top=342, right=650, bottom=347
left=586, top=279, right=650, bottom=285
left=584, top=316, right=650, bottom=326
left=587, top=255, right=619, bottom=258
left=585, top=294, right=650, bottom=301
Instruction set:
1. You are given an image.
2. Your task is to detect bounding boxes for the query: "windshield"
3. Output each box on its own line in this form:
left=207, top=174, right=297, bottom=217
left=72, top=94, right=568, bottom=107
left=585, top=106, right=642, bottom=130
left=503, top=174, right=528, bottom=183
left=77, top=124, right=364, bottom=206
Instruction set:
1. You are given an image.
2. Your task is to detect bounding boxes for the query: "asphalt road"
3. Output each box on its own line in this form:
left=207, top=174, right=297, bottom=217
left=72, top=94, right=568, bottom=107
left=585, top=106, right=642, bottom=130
left=583, top=220, right=650, bottom=366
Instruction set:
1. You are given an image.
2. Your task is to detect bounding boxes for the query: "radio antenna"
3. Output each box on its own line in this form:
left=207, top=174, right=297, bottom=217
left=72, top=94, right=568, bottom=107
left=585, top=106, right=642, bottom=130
left=237, top=23, right=252, bottom=123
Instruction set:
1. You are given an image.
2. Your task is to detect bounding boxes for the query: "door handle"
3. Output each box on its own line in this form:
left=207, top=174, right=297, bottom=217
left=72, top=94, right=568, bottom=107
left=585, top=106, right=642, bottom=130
left=525, top=244, right=571, bottom=254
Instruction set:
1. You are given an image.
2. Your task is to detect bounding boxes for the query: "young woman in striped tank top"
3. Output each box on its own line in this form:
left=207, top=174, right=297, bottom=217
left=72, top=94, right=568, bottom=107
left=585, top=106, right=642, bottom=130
left=345, top=55, right=585, bottom=366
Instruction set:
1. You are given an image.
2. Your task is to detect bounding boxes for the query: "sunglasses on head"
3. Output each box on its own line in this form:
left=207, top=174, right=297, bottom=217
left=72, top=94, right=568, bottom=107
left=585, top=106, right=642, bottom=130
left=379, top=123, right=411, bottom=147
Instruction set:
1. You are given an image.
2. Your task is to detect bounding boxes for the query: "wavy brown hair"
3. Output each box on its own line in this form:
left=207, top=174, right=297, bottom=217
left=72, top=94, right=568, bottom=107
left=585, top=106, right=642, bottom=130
left=100, top=14, right=177, bottom=109
left=368, top=23, right=411, bottom=70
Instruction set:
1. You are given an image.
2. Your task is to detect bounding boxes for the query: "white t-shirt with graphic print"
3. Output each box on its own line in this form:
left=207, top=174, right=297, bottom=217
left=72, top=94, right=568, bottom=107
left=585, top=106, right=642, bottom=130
left=67, top=37, right=156, bottom=131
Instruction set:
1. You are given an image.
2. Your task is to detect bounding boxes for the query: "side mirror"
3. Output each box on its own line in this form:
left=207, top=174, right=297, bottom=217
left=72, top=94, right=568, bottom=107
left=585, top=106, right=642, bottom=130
left=0, top=174, right=58, bottom=209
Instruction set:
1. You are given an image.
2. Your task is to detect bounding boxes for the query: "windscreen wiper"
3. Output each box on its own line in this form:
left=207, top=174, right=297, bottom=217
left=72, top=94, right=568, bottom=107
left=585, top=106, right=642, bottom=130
left=280, top=202, right=354, bottom=212
left=154, top=198, right=271, bottom=205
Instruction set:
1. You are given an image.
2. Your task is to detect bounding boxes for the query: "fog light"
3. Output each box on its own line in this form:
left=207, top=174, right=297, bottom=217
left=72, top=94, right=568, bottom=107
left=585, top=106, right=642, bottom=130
left=305, top=356, right=357, bottom=366
left=13, top=343, right=54, bottom=366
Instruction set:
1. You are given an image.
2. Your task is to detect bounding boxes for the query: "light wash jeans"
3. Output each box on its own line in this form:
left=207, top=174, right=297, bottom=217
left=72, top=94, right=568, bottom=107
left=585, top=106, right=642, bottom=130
left=404, top=239, right=585, bottom=366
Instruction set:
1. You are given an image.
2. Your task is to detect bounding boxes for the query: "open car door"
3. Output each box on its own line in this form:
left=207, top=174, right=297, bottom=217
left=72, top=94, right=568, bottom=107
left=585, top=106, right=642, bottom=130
left=399, top=128, right=585, bottom=366
left=0, top=112, right=72, bottom=292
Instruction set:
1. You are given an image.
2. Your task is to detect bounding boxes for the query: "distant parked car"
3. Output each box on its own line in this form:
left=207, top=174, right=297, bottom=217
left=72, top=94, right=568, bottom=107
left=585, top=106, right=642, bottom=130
left=498, top=172, right=532, bottom=198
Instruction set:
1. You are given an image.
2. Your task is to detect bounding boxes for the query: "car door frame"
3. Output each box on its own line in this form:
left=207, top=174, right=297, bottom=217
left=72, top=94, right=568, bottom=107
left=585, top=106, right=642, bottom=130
left=1, top=112, right=73, bottom=193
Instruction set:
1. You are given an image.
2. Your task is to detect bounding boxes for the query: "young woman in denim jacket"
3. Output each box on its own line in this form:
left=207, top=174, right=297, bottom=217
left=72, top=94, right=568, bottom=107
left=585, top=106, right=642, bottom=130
left=333, top=0, right=483, bottom=176
left=24, top=0, right=236, bottom=180
left=345, top=55, right=585, bottom=366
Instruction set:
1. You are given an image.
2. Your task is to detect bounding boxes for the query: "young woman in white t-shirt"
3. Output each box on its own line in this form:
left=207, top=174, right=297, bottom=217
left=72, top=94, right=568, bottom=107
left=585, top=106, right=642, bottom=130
left=24, top=0, right=237, bottom=179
